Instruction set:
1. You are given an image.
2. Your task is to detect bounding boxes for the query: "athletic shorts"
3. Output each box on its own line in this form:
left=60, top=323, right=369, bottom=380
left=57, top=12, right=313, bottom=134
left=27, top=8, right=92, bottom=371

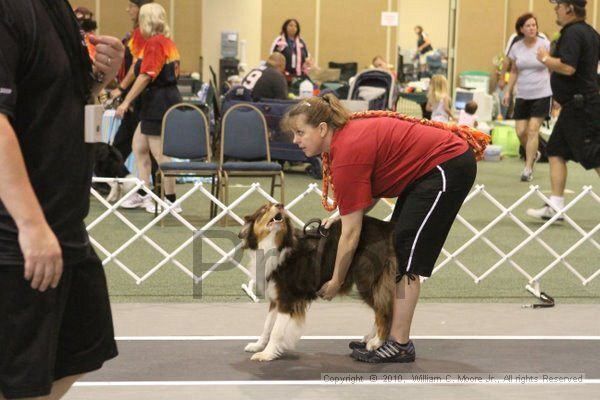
left=391, top=149, right=476, bottom=280
left=140, top=119, right=162, bottom=136
left=513, top=96, right=552, bottom=120
left=0, top=250, right=118, bottom=399
left=546, top=95, right=600, bottom=170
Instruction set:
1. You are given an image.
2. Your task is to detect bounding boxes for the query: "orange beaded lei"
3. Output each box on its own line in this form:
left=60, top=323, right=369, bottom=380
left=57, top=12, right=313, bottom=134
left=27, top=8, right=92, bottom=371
left=320, top=110, right=491, bottom=212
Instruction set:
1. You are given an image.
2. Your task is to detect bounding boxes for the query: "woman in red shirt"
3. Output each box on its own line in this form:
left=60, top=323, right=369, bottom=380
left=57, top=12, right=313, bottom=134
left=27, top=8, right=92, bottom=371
left=283, top=94, right=485, bottom=363
left=111, top=0, right=152, bottom=100
left=116, top=3, right=182, bottom=213
left=109, top=0, right=153, bottom=179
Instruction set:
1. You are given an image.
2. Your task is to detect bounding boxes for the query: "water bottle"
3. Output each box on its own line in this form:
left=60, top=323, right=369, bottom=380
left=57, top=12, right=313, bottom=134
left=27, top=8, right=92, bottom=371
left=299, top=79, right=313, bottom=98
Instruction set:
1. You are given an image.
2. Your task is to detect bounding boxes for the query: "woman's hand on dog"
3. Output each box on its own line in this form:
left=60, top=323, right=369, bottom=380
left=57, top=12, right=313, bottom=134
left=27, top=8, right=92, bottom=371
left=317, top=279, right=341, bottom=301
left=323, top=215, right=340, bottom=229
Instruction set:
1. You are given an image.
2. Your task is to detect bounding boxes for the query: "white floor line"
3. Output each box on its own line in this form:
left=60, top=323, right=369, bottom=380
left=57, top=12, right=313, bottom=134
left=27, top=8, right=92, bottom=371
left=74, top=380, right=600, bottom=387
left=114, top=335, right=600, bottom=341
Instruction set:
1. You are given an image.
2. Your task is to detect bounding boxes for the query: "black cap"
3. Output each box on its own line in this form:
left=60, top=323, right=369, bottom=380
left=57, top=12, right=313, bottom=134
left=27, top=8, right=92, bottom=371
left=549, top=0, right=587, bottom=6
left=129, top=0, right=154, bottom=6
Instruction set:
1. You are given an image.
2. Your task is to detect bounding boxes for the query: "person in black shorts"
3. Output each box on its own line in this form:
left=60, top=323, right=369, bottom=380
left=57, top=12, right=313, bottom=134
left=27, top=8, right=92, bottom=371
left=109, top=0, right=154, bottom=176
left=0, top=0, right=123, bottom=398
left=503, top=13, right=553, bottom=182
left=527, top=0, right=600, bottom=221
left=116, top=3, right=183, bottom=214
left=282, top=95, right=484, bottom=363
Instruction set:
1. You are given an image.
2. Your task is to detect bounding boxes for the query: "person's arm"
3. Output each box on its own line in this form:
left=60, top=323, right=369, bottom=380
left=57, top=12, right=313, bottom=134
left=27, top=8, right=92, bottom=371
left=426, top=97, right=433, bottom=112
left=317, top=208, right=364, bottom=300
left=110, top=63, right=136, bottom=99
left=115, top=74, right=152, bottom=118
left=323, top=199, right=378, bottom=229
left=536, top=43, right=576, bottom=76
left=89, top=35, right=125, bottom=98
left=0, top=114, right=62, bottom=291
left=503, top=62, right=518, bottom=106
left=273, top=71, right=288, bottom=99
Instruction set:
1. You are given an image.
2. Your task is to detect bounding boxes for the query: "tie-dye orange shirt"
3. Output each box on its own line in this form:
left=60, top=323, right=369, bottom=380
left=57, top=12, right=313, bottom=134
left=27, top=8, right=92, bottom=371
left=134, top=34, right=182, bottom=121
left=136, top=34, right=180, bottom=83
left=118, top=27, right=146, bottom=82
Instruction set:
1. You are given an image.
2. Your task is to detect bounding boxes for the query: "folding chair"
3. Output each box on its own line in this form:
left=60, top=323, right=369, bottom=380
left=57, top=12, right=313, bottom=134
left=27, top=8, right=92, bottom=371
left=155, top=103, right=219, bottom=217
left=219, top=103, right=285, bottom=223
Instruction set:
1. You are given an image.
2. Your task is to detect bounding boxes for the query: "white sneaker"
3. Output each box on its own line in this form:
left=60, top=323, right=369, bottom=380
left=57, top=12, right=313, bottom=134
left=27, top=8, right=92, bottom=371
left=145, top=199, right=183, bottom=214
left=534, top=150, right=542, bottom=163
left=526, top=205, right=564, bottom=221
left=520, top=169, right=533, bottom=182
left=120, top=192, right=153, bottom=209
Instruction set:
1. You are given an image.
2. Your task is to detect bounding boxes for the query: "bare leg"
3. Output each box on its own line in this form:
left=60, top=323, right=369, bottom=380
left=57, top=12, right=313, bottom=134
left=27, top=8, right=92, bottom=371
left=389, top=275, right=421, bottom=343
left=549, top=156, right=568, bottom=197
left=525, top=117, right=543, bottom=171
left=514, top=119, right=528, bottom=150
left=132, top=125, right=152, bottom=186
left=147, top=136, right=175, bottom=195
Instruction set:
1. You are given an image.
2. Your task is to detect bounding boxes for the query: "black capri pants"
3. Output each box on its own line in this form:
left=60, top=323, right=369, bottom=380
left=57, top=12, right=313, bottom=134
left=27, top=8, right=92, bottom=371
left=391, top=149, right=477, bottom=281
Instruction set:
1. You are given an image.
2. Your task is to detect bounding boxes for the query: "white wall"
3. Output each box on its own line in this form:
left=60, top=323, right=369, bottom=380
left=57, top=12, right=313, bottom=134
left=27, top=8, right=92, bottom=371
left=201, top=0, right=262, bottom=80
left=397, top=0, right=450, bottom=55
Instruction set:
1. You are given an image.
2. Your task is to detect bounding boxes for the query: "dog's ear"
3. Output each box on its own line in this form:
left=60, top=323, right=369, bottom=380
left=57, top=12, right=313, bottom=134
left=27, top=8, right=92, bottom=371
left=238, top=221, right=250, bottom=240
left=239, top=220, right=258, bottom=249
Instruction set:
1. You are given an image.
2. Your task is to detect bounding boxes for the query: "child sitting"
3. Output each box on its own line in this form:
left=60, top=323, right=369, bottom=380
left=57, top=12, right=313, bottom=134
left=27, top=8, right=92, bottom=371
left=458, top=100, right=478, bottom=128
left=426, top=74, right=454, bottom=122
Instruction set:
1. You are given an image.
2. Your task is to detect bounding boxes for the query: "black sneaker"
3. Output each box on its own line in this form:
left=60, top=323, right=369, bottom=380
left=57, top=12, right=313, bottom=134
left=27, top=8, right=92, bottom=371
left=351, top=339, right=416, bottom=363
left=348, top=340, right=366, bottom=350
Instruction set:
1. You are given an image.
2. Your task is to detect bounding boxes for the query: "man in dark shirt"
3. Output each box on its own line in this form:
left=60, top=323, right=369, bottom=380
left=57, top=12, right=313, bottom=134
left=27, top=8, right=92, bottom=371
left=527, top=0, right=600, bottom=221
left=0, top=0, right=123, bottom=398
left=242, top=53, right=288, bottom=101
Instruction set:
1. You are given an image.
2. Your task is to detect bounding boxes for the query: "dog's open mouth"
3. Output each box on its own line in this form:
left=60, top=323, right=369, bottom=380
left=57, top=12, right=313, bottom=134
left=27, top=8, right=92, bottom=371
left=268, top=212, right=284, bottom=227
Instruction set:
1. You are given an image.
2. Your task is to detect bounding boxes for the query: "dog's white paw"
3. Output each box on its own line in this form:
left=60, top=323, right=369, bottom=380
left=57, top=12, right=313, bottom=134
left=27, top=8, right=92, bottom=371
left=244, top=342, right=265, bottom=353
left=366, top=336, right=384, bottom=351
left=251, top=351, right=276, bottom=361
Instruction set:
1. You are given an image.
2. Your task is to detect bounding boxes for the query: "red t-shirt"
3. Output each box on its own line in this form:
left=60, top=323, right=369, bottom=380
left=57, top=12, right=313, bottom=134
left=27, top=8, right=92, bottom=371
left=330, top=117, right=469, bottom=215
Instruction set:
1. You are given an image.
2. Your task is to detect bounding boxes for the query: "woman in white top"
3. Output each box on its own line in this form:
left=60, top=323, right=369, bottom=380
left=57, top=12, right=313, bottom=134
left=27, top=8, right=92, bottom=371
left=502, top=13, right=552, bottom=182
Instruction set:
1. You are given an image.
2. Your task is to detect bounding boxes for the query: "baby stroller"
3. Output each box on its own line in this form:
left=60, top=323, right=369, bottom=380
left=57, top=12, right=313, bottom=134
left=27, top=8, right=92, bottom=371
left=348, top=69, right=398, bottom=111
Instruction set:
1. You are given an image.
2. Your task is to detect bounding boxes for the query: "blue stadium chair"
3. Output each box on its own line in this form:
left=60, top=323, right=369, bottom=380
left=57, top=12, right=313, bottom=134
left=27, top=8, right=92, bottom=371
left=219, top=103, right=284, bottom=222
left=155, top=103, right=219, bottom=217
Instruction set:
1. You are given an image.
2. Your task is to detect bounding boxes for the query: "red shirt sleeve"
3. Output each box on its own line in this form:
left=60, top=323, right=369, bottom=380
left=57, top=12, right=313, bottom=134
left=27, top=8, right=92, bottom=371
left=140, top=38, right=166, bottom=80
left=333, top=164, right=374, bottom=215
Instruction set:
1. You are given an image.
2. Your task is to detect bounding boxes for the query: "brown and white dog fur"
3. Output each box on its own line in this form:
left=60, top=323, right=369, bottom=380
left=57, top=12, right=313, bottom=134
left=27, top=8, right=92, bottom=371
left=238, top=203, right=397, bottom=361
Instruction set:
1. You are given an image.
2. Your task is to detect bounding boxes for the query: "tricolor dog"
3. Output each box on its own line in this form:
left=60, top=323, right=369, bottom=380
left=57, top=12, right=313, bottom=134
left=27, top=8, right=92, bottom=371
left=238, top=203, right=396, bottom=361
